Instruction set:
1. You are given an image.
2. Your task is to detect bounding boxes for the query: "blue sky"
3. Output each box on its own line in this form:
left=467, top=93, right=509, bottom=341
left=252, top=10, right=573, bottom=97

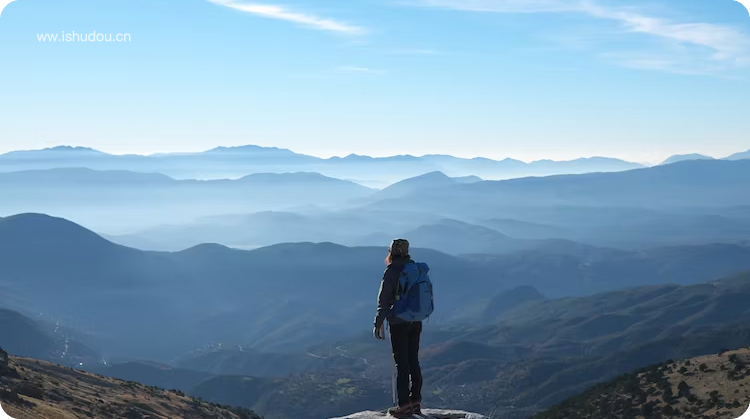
left=0, top=0, right=748, bottom=163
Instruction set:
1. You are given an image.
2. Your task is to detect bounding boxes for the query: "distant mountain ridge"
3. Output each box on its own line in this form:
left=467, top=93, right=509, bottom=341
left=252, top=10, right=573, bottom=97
left=0, top=145, right=108, bottom=159
left=727, top=149, right=750, bottom=161
left=660, top=153, right=715, bottom=165
left=371, top=171, right=482, bottom=200
left=383, top=218, right=590, bottom=255
left=362, top=160, right=750, bottom=217
left=0, top=167, right=366, bottom=186
left=2, top=146, right=748, bottom=186
left=0, top=144, right=647, bottom=182
left=5, top=161, right=750, bottom=250
left=0, top=168, right=374, bottom=231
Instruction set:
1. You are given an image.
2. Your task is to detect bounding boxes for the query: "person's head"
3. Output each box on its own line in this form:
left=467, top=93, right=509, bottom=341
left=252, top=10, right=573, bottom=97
left=385, top=238, right=410, bottom=265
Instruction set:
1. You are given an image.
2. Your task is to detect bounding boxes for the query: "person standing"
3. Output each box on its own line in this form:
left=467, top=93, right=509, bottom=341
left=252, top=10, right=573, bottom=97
left=374, top=239, right=433, bottom=418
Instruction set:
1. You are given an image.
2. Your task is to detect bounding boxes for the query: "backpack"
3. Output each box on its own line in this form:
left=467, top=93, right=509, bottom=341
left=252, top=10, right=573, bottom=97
left=393, top=262, right=434, bottom=322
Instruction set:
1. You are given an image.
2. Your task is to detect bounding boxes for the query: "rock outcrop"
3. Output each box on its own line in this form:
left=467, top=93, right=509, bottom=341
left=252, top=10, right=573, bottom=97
left=331, top=409, right=488, bottom=419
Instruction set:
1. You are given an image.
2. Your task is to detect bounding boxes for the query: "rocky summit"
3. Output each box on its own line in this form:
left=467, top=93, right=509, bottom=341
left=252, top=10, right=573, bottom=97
left=330, top=409, right=488, bottom=419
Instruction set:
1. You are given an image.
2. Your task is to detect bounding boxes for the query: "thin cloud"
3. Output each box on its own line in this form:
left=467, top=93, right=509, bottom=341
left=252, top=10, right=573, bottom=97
left=585, top=4, right=749, bottom=62
left=413, top=0, right=750, bottom=73
left=206, top=0, right=365, bottom=34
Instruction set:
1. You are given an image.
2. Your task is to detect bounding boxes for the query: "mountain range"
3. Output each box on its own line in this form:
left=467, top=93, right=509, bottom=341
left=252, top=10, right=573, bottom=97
left=0, top=167, right=373, bottom=232
left=104, top=159, right=750, bottom=252
left=2, top=159, right=749, bottom=246
left=358, top=161, right=750, bottom=233
left=2, top=145, right=747, bottom=185
left=0, top=144, right=646, bottom=186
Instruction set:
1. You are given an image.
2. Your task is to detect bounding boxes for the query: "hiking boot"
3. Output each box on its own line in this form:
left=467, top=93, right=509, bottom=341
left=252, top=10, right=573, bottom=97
left=388, top=403, right=413, bottom=418
left=411, top=400, right=422, bottom=415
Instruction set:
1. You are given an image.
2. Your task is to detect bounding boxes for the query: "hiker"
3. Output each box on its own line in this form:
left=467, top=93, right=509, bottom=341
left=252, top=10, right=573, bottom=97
left=374, top=238, right=434, bottom=418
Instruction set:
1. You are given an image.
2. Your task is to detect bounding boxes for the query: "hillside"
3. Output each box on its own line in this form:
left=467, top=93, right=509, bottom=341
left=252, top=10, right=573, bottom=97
left=532, top=347, right=750, bottom=419
left=0, top=352, right=260, bottom=419
left=0, top=307, right=98, bottom=366
left=0, top=309, right=58, bottom=360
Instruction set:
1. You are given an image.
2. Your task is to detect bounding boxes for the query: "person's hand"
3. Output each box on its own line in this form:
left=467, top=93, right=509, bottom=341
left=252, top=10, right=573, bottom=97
left=373, top=324, right=385, bottom=340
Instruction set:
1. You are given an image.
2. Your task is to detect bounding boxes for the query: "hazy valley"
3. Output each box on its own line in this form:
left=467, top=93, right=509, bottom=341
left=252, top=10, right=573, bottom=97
left=2, top=145, right=750, bottom=419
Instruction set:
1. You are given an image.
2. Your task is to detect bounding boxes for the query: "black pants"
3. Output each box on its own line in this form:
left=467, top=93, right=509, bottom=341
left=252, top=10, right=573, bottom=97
left=390, top=321, right=423, bottom=406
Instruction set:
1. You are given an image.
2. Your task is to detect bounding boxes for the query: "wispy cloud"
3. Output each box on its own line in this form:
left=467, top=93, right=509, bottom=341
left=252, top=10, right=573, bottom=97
left=206, top=0, right=365, bottom=34
left=412, top=0, right=750, bottom=74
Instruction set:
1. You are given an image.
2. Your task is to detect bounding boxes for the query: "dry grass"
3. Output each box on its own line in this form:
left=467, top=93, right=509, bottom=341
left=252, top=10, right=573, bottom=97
left=533, top=347, right=750, bottom=419
left=654, top=348, right=750, bottom=418
left=1, top=356, right=252, bottom=419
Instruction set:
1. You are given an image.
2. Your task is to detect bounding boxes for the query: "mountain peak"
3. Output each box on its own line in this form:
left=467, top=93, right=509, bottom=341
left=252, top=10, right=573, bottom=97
left=660, top=153, right=715, bottom=165
left=726, top=149, right=750, bottom=161
left=375, top=172, right=459, bottom=199
left=0, top=213, right=116, bottom=252
left=177, top=242, right=237, bottom=255
left=412, top=171, right=452, bottom=180
left=204, top=144, right=298, bottom=155
left=0, top=145, right=107, bottom=158
left=47, top=145, right=102, bottom=153
left=386, top=171, right=454, bottom=187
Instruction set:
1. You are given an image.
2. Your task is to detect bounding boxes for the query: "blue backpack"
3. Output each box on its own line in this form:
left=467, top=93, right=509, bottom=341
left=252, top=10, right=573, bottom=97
left=393, top=262, right=434, bottom=322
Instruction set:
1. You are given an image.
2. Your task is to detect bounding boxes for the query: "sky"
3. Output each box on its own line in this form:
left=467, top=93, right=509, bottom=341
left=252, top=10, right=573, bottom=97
left=0, top=0, right=748, bottom=164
